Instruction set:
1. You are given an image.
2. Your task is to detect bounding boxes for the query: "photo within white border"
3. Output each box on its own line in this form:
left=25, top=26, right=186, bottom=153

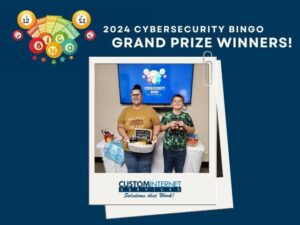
left=105, top=59, right=234, bottom=218
left=89, top=57, right=217, bottom=205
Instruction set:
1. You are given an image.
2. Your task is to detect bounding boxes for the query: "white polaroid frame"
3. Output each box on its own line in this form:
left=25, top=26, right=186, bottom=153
left=105, top=59, right=234, bottom=218
left=89, top=57, right=217, bottom=205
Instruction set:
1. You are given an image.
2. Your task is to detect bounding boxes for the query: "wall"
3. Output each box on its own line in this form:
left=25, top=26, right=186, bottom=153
left=94, top=64, right=209, bottom=161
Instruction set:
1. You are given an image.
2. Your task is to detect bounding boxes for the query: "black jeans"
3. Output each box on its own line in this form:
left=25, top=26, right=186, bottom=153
left=163, top=149, right=186, bottom=173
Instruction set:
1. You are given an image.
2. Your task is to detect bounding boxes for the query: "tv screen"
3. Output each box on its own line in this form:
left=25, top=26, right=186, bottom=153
left=118, top=64, right=194, bottom=105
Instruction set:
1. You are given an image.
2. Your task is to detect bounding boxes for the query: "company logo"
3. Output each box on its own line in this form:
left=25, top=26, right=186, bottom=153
left=119, top=180, right=181, bottom=192
left=13, top=10, right=96, bottom=65
left=142, top=68, right=167, bottom=85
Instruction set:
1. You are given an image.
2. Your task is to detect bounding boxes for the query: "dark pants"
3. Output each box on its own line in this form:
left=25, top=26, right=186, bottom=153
left=163, top=149, right=186, bottom=173
left=124, top=151, right=153, bottom=173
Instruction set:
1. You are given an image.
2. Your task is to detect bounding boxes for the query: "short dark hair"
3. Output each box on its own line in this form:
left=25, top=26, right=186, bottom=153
left=131, top=84, right=142, bottom=94
left=172, top=94, right=185, bottom=103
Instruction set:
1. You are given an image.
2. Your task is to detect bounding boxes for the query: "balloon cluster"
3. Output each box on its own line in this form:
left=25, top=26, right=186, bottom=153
left=13, top=10, right=96, bottom=64
left=142, top=68, right=167, bottom=84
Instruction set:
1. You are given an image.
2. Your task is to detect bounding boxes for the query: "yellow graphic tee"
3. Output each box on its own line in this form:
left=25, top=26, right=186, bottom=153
left=117, top=105, right=160, bottom=149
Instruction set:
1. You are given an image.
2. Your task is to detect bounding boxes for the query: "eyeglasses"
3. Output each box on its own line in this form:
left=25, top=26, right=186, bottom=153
left=131, top=93, right=141, bottom=97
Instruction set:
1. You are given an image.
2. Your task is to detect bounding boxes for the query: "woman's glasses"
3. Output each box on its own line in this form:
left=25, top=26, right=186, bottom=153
left=131, top=93, right=141, bottom=97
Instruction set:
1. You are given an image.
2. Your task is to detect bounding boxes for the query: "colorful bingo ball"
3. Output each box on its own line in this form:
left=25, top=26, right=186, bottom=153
left=72, top=10, right=91, bottom=29
left=29, top=38, right=46, bottom=54
left=12, top=30, right=24, bottom=41
left=61, top=39, right=78, bottom=55
left=39, top=33, right=53, bottom=45
left=85, top=30, right=96, bottom=41
left=53, top=31, right=68, bottom=44
left=17, top=10, right=36, bottom=29
left=46, top=42, right=62, bottom=59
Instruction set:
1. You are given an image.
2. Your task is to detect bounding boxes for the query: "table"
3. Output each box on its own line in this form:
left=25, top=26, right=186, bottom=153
left=96, top=133, right=205, bottom=173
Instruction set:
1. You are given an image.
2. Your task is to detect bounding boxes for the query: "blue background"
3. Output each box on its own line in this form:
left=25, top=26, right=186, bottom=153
left=118, top=64, right=193, bottom=104
left=0, top=0, right=299, bottom=224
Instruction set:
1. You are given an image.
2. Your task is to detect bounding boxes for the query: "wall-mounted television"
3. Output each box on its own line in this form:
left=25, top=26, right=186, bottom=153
left=118, top=64, right=194, bottom=105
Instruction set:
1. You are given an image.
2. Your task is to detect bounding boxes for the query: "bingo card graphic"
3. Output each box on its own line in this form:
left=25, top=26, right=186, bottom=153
left=13, top=10, right=96, bottom=65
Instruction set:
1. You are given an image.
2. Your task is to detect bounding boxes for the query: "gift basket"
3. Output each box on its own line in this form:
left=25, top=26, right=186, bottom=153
left=128, top=129, right=155, bottom=153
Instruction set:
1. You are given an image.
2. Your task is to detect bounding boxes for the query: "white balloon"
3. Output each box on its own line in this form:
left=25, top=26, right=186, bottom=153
left=159, top=68, right=165, bottom=75
left=143, top=69, right=149, bottom=75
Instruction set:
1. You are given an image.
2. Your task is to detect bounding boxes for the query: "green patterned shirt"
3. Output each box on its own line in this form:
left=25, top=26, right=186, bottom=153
left=161, top=111, right=194, bottom=151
